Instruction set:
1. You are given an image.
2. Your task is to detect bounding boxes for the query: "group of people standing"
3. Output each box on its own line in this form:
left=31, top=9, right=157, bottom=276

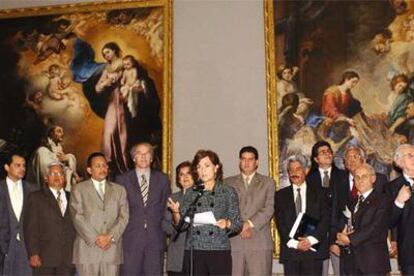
left=1, top=141, right=414, bottom=276
left=0, top=143, right=276, bottom=276
left=275, top=141, right=414, bottom=276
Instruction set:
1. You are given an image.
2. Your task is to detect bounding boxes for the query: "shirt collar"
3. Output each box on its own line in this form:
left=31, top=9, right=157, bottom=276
left=48, top=186, right=65, bottom=198
left=6, top=177, right=22, bottom=187
left=292, top=181, right=307, bottom=190
left=403, top=173, right=414, bottom=185
left=319, top=166, right=332, bottom=176
left=241, top=172, right=256, bottom=182
left=360, top=188, right=374, bottom=200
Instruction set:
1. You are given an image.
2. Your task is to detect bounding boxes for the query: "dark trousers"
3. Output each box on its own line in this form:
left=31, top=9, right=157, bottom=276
left=283, top=259, right=323, bottom=275
left=121, top=245, right=163, bottom=276
left=401, top=265, right=414, bottom=276
left=33, top=265, right=75, bottom=276
left=184, top=250, right=231, bottom=276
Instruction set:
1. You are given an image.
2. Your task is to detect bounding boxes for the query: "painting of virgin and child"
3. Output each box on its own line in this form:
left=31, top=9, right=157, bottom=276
left=0, top=2, right=171, bottom=189
left=272, top=0, right=414, bottom=187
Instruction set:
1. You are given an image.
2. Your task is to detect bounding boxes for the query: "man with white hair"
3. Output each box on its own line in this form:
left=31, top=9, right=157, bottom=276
left=336, top=163, right=391, bottom=275
left=274, top=154, right=330, bottom=275
left=389, top=144, right=414, bottom=275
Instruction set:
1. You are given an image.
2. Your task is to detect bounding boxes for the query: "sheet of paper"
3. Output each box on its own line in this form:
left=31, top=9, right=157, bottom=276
left=184, top=211, right=217, bottom=226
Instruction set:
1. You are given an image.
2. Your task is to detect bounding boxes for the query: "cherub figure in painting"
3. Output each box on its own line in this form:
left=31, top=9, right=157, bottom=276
left=46, top=64, right=79, bottom=107
left=120, top=55, right=143, bottom=118
left=276, top=64, right=314, bottom=120
left=387, top=74, right=414, bottom=134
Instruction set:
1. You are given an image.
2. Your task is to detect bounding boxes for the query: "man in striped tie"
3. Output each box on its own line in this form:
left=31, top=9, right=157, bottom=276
left=116, top=142, right=171, bottom=276
left=24, top=162, right=76, bottom=275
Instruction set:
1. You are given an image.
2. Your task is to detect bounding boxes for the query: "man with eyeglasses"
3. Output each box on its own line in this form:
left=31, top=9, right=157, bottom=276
left=336, top=164, right=391, bottom=275
left=389, top=144, right=414, bottom=275
left=24, top=162, right=75, bottom=275
left=307, top=141, right=347, bottom=276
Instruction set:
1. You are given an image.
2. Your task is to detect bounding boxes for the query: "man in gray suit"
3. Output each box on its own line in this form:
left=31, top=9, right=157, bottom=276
left=70, top=152, right=129, bottom=276
left=0, top=153, right=35, bottom=275
left=225, top=146, right=275, bottom=276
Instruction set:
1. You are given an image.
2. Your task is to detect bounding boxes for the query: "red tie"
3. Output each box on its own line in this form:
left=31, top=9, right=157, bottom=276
left=351, top=178, right=358, bottom=199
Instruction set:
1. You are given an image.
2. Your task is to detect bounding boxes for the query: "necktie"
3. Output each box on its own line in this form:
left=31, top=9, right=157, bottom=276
left=140, top=174, right=149, bottom=206
left=322, top=170, right=330, bottom=188
left=244, top=176, right=250, bottom=189
left=295, top=188, right=302, bottom=215
left=57, top=190, right=65, bottom=216
left=351, top=178, right=358, bottom=199
left=98, top=182, right=105, bottom=200
left=354, top=195, right=364, bottom=213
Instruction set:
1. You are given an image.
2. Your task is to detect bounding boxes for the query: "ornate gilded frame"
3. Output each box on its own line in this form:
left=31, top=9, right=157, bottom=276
left=0, top=0, right=173, bottom=176
left=264, top=0, right=280, bottom=256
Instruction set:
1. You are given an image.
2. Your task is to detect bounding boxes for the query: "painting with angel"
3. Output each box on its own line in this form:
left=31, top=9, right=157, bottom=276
left=266, top=0, right=414, bottom=187
left=0, top=1, right=172, bottom=186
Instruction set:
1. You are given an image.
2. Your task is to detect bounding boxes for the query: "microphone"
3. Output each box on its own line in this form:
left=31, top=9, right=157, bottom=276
left=192, top=179, right=205, bottom=192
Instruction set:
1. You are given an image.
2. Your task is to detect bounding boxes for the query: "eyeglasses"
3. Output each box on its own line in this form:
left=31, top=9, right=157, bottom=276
left=354, top=174, right=373, bottom=181
left=48, top=172, right=64, bottom=177
left=401, top=152, right=414, bottom=159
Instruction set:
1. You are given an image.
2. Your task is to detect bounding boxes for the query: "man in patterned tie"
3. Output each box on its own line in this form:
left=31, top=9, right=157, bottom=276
left=24, top=162, right=76, bottom=275
left=116, top=142, right=170, bottom=276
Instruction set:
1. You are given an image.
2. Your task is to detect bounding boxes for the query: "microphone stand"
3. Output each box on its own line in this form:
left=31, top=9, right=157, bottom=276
left=173, top=188, right=204, bottom=276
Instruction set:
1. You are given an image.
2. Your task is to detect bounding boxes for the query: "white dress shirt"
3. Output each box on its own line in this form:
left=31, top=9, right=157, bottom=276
left=6, top=177, right=23, bottom=221
left=287, top=182, right=319, bottom=249
left=91, top=178, right=106, bottom=197
left=349, top=174, right=355, bottom=191
left=49, top=187, right=67, bottom=214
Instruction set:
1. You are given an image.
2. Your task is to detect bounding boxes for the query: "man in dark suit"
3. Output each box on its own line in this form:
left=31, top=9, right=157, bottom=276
left=307, top=141, right=347, bottom=275
left=0, top=153, right=36, bottom=275
left=332, top=145, right=389, bottom=252
left=336, top=163, right=391, bottom=275
left=116, top=142, right=170, bottom=275
left=388, top=144, right=414, bottom=275
left=24, top=162, right=76, bottom=275
left=274, top=154, right=330, bottom=275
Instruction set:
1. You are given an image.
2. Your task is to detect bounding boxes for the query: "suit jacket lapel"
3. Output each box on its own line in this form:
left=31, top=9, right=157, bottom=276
left=103, top=180, right=113, bottom=206
left=287, top=186, right=297, bottom=220
left=43, top=187, right=64, bottom=218
left=147, top=170, right=157, bottom=206
left=86, top=179, right=104, bottom=209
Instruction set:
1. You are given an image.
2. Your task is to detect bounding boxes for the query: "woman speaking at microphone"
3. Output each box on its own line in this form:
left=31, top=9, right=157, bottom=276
left=167, top=150, right=242, bottom=276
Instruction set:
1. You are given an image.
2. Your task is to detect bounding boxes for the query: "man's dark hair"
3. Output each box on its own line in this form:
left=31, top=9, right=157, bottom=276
left=86, top=152, right=106, bottom=168
left=4, top=152, right=25, bottom=166
left=239, top=146, right=259, bottom=160
left=310, top=140, right=333, bottom=171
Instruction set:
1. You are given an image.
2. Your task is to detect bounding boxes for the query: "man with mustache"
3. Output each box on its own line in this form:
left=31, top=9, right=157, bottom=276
left=274, top=154, right=330, bottom=275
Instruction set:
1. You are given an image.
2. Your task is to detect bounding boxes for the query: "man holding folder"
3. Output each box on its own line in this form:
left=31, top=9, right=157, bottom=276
left=274, top=154, right=330, bottom=275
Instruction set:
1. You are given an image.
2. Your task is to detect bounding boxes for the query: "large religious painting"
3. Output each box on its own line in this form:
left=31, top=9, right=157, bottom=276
left=0, top=0, right=172, bottom=189
left=265, top=0, right=413, bottom=254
